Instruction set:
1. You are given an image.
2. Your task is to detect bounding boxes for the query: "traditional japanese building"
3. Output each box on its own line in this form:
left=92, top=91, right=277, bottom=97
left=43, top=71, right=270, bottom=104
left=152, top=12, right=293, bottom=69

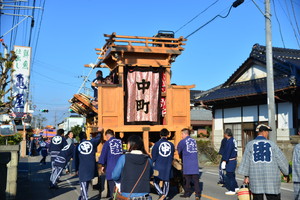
left=195, top=44, right=300, bottom=160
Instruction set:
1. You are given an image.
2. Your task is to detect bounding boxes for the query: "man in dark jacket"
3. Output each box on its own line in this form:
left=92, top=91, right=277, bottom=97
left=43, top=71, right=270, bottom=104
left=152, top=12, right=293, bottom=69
left=91, top=70, right=103, bottom=100
left=49, top=143, right=75, bottom=189
left=151, top=128, right=175, bottom=200
left=217, top=135, right=227, bottom=186
left=49, top=129, right=68, bottom=170
left=75, top=131, right=101, bottom=200
left=222, top=128, right=239, bottom=195
left=98, top=129, right=123, bottom=199
left=177, top=128, right=201, bottom=200
left=49, top=129, right=67, bottom=183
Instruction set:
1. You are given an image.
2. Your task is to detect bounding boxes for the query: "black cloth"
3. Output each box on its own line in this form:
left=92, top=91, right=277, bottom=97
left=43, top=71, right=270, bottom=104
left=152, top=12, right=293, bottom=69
left=121, top=154, right=151, bottom=193
left=108, top=180, right=115, bottom=198
left=183, top=174, right=201, bottom=196
left=253, top=193, right=281, bottom=200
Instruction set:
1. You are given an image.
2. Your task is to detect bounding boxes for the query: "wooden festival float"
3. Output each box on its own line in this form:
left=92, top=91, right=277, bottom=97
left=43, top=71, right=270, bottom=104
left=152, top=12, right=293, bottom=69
left=69, top=31, right=194, bottom=195
left=69, top=31, right=194, bottom=156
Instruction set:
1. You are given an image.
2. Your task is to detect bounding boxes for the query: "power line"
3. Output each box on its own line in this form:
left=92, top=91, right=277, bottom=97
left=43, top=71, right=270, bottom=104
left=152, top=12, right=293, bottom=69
left=289, top=0, right=300, bottom=36
left=175, top=0, right=220, bottom=34
left=33, top=59, right=79, bottom=76
left=31, top=69, right=78, bottom=88
left=272, top=0, right=286, bottom=48
left=277, top=0, right=300, bottom=47
left=185, top=5, right=233, bottom=39
left=32, top=0, right=46, bottom=69
left=28, top=0, right=36, bottom=47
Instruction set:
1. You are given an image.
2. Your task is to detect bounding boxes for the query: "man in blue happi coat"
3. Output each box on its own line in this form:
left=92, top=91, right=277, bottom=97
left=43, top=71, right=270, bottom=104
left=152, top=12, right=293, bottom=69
left=75, top=131, right=101, bottom=200
left=37, top=138, right=48, bottom=165
left=98, top=129, right=123, bottom=199
left=151, top=128, right=175, bottom=200
left=49, top=143, right=75, bottom=189
left=177, top=128, right=200, bottom=200
left=221, top=128, right=239, bottom=195
left=49, top=129, right=68, bottom=180
left=238, top=124, right=289, bottom=200
left=217, top=135, right=227, bottom=186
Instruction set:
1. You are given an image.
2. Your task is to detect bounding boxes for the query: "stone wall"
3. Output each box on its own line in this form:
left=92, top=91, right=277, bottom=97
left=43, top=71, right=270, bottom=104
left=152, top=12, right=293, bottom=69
left=0, top=145, right=20, bottom=200
left=278, top=135, right=300, bottom=162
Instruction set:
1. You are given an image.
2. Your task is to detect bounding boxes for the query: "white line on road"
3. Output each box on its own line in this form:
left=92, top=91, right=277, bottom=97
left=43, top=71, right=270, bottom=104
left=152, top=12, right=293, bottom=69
left=203, top=171, right=293, bottom=192
left=66, top=179, right=80, bottom=195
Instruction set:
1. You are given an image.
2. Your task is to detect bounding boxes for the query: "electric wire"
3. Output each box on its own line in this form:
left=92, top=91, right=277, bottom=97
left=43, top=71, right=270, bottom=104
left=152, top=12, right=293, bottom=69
left=175, top=0, right=220, bottom=33
left=292, top=0, right=300, bottom=7
left=289, top=0, right=300, bottom=36
left=272, top=0, right=286, bottom=48
left=28, top=0, right=36, bottom=47
left=185, top=5, right=233, bottom=39
left=32, top=0, right=46, bottom=69
left=251, top=0, right=265, bottom=16
left=31, top=69, right=79, bottom=88
left=9, top=0, right=17, bottom=50
left=278, top=0, right=300, bottom=47
left=34, top=59, right=79, bottom=76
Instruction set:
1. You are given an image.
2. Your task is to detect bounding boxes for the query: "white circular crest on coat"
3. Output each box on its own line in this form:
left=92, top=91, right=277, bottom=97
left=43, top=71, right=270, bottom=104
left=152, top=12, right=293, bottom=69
left=52, top=136, right=62, bottom=145
left=158, top=142, right=171, bottom=157
left=78, top=141, right=93, bottom=155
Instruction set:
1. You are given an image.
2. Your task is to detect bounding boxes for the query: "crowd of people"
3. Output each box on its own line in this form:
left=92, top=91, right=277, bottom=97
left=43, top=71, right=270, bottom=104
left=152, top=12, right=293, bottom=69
left=30, top=123, right=299, bottom=200
left=42, top=127, right=201, bottom=200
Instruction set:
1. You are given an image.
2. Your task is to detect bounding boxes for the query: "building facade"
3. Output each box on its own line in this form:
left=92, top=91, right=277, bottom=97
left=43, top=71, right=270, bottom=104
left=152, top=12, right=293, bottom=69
left=196, top=44, right=300, bottom=160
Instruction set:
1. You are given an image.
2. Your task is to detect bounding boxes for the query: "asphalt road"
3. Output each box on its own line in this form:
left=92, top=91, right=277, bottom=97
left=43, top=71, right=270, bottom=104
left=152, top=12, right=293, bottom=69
left=16, top=155, right=293, bottom=200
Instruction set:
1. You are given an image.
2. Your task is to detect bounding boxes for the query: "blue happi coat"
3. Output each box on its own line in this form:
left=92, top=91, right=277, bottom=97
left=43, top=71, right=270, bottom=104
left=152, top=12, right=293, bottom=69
left=222, top=137, right=238, bottom=172
left=54, top=143, right=75, bottom=168
left=151, top=137, right=175, bottom=181
left=177, top=136, right=199, bottom=175
left=75, top=134, right=101, bottom=182
left=37, top=141, right=48, bottom=157
left=49, top=135, right=68, bottom=161
left=98, top=137, right=123, bottom=180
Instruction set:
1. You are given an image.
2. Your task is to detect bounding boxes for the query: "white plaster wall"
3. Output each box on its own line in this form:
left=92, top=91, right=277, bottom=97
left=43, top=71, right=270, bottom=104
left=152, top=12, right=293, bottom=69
left=243, top=105, right=258, bottom=122
left=278, top=102, right=293, bottom=129
left=224, top=107, right=242, bottom=123
left=277, top=102, right=293, bottom=140
left=236, top=64, right=266, bottom=83
left=259, top=104, right=268, bottom=121
left=214, top=109, right=223, bottom=130
left=213, top=109, right=224, bottom=151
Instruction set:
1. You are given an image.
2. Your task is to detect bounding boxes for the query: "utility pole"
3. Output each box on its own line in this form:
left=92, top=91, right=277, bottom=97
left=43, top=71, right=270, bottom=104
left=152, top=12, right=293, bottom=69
left=78, top=75, right=91, bottom=96
left=265, top=0, right=277, bottom=142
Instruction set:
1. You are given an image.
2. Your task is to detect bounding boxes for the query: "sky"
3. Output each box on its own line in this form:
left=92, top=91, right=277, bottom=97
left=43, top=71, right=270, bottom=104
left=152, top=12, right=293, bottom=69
left=1, top=0, right=300, bottom=127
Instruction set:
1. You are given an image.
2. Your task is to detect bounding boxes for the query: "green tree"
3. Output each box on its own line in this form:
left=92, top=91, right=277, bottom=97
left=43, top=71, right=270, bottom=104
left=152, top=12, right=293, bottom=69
left=71, top=125, right=82, bottom=142
left=0, top=51, right=17, bottom=114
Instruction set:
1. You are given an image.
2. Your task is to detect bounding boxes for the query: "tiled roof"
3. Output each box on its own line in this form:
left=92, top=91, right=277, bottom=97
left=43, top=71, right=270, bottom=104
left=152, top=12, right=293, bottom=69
left=199, top=75, right=296, bottom=102
left=191, top=108, right=212, bottom=121
left=251, top=44, right=300, bottom=68
left=197, top=44, right=300, bottom=103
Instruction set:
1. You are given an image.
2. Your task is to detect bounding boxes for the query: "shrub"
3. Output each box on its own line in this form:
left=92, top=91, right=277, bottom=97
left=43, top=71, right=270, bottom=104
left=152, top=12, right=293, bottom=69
left=0, top=132, right=23, bottom=145
left=197, top=139, right=220, bottom=164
